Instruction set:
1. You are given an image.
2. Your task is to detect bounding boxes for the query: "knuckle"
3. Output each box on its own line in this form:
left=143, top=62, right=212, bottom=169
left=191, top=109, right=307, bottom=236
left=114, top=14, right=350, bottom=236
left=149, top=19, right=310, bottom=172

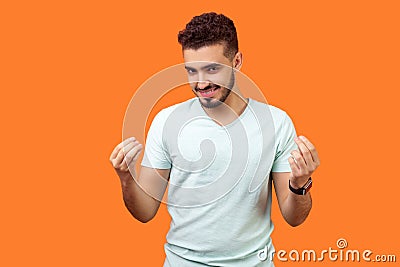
left=119, top=163, right=127, bottom=170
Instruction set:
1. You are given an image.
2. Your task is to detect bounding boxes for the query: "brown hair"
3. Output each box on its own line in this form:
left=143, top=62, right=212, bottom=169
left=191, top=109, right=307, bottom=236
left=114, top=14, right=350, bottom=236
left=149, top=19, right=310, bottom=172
left=178, top=12, right=239, bottom=60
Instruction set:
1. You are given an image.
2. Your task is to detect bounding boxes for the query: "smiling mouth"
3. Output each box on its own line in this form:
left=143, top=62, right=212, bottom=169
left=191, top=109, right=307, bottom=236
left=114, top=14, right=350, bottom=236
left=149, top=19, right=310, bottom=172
left=196, top=85, right=221, bottom=98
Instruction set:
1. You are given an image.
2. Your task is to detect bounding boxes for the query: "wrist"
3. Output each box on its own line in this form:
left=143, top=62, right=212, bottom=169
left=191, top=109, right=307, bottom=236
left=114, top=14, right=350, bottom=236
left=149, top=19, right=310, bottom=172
left=120, top=172, right=136, bottom=188
left=289, top=178, right=307, bottom=189
left=289, top=177, right=312, bottom=195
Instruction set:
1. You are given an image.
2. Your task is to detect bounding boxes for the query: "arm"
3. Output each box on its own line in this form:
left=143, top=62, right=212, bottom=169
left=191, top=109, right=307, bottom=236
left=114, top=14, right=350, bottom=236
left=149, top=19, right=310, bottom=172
left=110, top=137, right=170, bottom=223
left=272, top=136, right=320, bottom=227
left=272, top=172, right=312, bottom=227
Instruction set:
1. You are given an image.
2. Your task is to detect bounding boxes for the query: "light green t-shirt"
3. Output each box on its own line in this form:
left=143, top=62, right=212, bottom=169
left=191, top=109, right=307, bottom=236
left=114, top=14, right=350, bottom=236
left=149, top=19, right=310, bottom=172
left=141, top=98, right=297, bottom=266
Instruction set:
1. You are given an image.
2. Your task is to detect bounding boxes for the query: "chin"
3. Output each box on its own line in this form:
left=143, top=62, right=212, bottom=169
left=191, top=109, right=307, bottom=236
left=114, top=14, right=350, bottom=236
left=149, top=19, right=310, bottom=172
left=195, top=87, right=231, bottom=108
left=199, top=97, right=224, bottom=108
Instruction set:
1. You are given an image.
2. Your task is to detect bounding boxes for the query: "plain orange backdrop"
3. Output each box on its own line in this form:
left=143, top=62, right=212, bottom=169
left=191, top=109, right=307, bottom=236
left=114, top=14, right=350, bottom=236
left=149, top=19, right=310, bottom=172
left=1, top=0, right=399, bottom=266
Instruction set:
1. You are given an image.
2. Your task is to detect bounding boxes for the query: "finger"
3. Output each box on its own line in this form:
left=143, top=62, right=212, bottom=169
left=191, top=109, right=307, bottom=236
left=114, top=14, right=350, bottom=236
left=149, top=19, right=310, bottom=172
left=119, top=141, right=142, bottom=170
left=131, top=145, right=143, bottom=162
left=299, top=136, right=320, bottom=165
left=110, top=137, right=136, bottom=160
left=119, top=146, right=143, bottom=172
left=294, top=137, right=313, bottom=165
left=291, top=150, right=307, bottom=172
left=114, top=141, right=136, bottom=167
left=110, top=145, right=121, bottom=162
left=288, top=156, right=300, bottom=177
left=124, top=143, right=143, bottom=167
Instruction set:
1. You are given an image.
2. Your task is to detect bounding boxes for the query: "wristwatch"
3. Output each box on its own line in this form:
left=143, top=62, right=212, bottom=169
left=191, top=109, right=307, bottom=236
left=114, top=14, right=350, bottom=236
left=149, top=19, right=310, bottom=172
left=289, top=177, right=312, bottom=195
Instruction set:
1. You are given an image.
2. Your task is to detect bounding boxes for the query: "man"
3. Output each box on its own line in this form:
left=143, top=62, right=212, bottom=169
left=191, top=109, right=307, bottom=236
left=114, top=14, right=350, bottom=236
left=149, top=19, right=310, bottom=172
left=110, top=12, right=320, bottom=266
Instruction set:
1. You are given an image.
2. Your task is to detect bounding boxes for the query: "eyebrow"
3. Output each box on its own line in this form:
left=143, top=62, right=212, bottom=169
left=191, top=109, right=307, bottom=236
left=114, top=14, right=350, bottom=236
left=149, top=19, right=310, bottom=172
left=184, top=63, right=222, bottom=71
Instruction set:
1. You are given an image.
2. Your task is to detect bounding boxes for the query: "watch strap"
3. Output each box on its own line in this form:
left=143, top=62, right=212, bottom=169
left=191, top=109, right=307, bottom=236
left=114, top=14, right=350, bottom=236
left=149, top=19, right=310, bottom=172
left=289, top=177, right=312, bottom=195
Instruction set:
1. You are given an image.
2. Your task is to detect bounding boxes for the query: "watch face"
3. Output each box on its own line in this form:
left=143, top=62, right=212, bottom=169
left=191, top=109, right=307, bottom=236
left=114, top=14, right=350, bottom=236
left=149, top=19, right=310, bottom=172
left=305, top=179, right=312, bottom=191
left=289, top=178, right=312, bottom=195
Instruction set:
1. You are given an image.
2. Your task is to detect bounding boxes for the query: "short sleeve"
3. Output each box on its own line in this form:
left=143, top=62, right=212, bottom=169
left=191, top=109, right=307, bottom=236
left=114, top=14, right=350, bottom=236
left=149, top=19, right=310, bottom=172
left=271, top=112, right=297, bottom=172
left=141, top=111, right=172, bottom=169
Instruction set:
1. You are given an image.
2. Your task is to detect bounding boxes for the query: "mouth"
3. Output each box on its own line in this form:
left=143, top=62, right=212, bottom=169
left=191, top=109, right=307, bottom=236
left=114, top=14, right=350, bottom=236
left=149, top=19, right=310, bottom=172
left=196, top=86, right=221, bottom=98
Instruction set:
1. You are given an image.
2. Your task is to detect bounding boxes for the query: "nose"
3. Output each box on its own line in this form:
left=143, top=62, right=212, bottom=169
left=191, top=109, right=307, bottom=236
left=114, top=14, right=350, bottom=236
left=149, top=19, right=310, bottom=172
left=196, top=81, right=210, bottom=90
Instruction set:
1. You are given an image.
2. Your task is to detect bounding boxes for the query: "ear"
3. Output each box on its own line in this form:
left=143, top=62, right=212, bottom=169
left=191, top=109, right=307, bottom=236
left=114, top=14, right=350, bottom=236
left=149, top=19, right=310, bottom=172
left=233, top=52, right=243, bottom=70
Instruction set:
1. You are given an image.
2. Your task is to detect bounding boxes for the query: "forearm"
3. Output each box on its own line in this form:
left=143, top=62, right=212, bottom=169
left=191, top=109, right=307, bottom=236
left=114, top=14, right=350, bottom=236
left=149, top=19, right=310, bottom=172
left=280, top=192, right=312, bottom=227
left=110, top=138, right=168, bottom=223
left=120, top=171, right=159, bottom=223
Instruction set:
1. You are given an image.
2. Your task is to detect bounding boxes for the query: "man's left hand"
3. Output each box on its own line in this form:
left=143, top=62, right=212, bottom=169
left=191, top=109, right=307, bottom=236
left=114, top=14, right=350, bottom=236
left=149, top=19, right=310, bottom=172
left=288, top=136, right=320, bottom=188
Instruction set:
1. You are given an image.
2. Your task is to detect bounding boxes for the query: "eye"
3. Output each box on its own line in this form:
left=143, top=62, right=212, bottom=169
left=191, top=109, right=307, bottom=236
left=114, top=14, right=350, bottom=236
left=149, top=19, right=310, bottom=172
left=186, top=69, right=197, bottom=74
left=207, top=67, right=219, bottom=73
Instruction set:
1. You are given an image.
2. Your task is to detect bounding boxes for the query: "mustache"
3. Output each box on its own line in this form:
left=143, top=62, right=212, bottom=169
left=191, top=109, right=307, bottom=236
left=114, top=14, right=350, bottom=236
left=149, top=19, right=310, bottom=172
left=195, top=84, right=221, bottom=91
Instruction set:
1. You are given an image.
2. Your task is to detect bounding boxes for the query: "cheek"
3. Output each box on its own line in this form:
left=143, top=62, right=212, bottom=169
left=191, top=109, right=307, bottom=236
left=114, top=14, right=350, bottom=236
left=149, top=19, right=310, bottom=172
left=188, top=81, right=197, bottom=89
left=211, top=72, right=232, bottom=87
left=187, top=74, right=199, bottom=83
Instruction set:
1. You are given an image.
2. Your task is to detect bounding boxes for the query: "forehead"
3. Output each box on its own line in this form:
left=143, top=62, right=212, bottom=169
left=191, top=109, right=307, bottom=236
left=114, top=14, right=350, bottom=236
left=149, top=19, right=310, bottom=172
left=183, top=44, right=231, bottom=66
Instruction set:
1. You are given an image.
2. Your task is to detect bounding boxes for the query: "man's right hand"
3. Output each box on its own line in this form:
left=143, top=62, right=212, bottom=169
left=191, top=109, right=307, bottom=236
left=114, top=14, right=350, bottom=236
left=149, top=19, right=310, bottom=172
left=109, top=137, right=143, bottom=183
left=110, top=137, right=169, bottom=222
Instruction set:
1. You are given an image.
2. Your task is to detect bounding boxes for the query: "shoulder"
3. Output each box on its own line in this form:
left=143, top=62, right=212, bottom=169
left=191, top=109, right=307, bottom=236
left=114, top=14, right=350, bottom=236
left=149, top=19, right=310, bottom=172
left=150, top=98, right=198, bottom=125
left=248, top=99, right=295, bottom=138
left=249, top=98, right=291, bottom=125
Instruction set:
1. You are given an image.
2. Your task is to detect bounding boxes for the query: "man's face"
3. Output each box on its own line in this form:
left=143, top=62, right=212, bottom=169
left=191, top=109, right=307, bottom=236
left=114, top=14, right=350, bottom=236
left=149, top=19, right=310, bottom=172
left=183, top=44, right=235, bottom=109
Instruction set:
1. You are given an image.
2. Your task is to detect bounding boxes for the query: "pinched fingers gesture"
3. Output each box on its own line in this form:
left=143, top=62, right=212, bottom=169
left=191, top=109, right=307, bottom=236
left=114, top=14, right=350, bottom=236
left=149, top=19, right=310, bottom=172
left=288, top=136, right=320, bottom=188
left=110, top=137, right=143, bottom=174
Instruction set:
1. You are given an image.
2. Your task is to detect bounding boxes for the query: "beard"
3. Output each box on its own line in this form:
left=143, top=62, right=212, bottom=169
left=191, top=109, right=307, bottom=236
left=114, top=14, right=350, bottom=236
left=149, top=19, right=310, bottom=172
left=196, top=84, right=232, bottom=108
left=195, top=68, right=235, bottom=109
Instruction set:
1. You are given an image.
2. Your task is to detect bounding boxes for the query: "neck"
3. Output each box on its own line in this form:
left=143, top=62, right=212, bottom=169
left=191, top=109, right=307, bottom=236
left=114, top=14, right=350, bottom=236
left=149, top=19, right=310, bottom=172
left=202, top=87, right=248, bottom=126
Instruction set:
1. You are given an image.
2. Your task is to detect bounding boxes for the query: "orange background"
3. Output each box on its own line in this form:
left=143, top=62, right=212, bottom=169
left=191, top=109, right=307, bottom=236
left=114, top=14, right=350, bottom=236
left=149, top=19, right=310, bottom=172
left=1, top=0, right=399, bottom=266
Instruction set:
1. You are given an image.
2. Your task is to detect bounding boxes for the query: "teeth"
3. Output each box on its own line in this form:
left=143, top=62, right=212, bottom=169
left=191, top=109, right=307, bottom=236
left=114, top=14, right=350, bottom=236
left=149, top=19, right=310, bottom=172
left=201, top=88, right=215, bottom=93
left=198, top=87, right=218, bottom=96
